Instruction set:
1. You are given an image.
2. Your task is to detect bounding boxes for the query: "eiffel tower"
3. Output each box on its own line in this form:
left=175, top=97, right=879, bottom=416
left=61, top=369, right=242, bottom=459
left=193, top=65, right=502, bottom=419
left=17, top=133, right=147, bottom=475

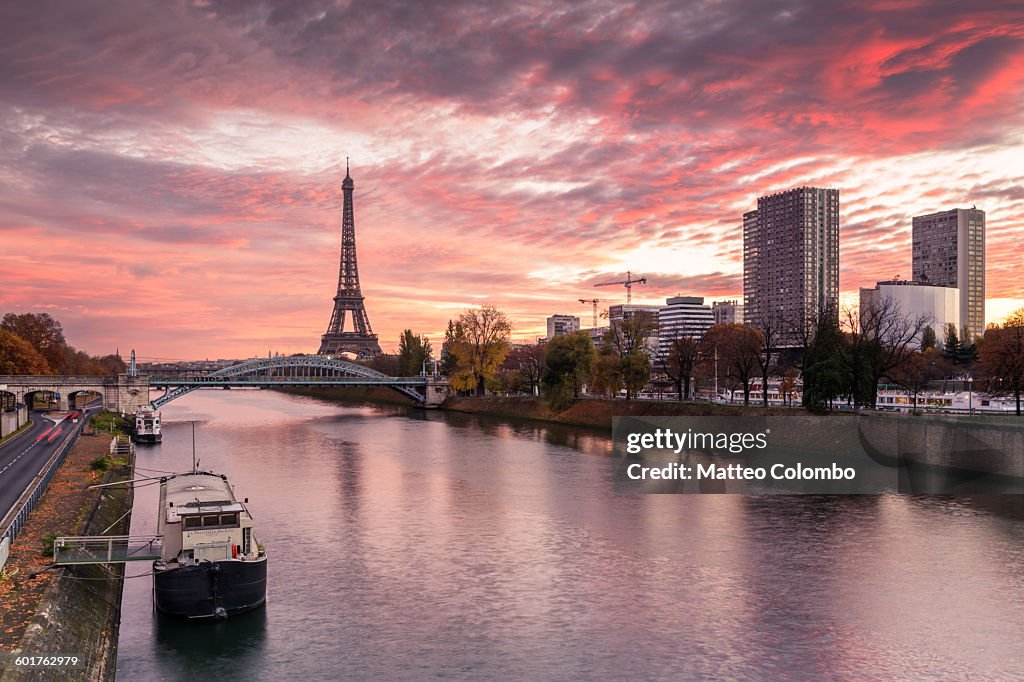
left=317, top=162, right=383, bottom=359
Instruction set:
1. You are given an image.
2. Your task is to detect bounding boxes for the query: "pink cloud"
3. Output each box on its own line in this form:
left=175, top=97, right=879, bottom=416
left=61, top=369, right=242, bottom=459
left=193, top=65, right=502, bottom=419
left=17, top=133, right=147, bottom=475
left=0, top=0, right=1022, bottom=357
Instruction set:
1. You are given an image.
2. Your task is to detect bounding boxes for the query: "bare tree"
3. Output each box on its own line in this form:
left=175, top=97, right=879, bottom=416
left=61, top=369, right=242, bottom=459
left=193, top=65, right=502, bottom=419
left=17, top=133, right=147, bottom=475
left=842, top=298, right=930, bottom=408
left=699, top=324, right=763, bottom=405
left=977, top=308, right=1024, bottom=415
left=786, top=301, right=840, bottom=372
left=503, top=343, right=546, bottom=395
left=887, top=347, right=948, bottom=411
left=657, top=321, right=701, bottom=401
left=752, top=309, right=783, bottom=407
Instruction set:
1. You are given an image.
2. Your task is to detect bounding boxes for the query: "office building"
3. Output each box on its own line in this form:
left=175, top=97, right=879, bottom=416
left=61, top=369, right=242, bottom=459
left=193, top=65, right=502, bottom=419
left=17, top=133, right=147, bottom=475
left=605, top=305, right=659, bottom=355
left=743, top=187, right=839, bottom=342
left=912, top=207, right=985, bottom=340
left=546, top=315, right=580, bottom=340
left=658, top=297, right=714, bottom=358
left=584, top=326, right=610, bottom=347
left=608, top=304, right=661, bottom=323
left=711, top=300, right=744, bottom=325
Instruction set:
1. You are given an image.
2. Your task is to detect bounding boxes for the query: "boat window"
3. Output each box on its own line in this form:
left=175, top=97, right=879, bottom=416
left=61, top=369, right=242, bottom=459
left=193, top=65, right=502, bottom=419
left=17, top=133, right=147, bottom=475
left=220, top=513, right=238, bottom=527
left=184, top=516, right=202, bottom=529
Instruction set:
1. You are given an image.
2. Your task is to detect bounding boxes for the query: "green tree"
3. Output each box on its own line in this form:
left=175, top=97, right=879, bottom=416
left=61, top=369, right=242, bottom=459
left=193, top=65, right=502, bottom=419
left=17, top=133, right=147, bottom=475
left=621, top=352, right=651, bottom=399
left=446, top=306, right=512, bottom=395
left=801, top=356, right=849, bottom=413
left=542, top=331, right=596, bottom=408
left=920, top=325, right=937, bottom=351
left=943, top=323, right=960, bottom=359
left=0, top=329, right=53, bottom=374
left=397, top=330, right=432, bottom=376
left=598, top=315, right=656, bottom=399
left=940, top=323, right=976, bottom=365
left=788, top=302, right=844, bottom=410
left=590, top=352, right=623, bottom=398
left=440, top=320, right=465, bottom=378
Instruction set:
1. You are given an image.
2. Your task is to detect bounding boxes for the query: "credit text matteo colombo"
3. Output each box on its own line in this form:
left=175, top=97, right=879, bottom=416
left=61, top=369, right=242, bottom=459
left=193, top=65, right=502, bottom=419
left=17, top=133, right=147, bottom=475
left=626, top=462, right=857, bottom=481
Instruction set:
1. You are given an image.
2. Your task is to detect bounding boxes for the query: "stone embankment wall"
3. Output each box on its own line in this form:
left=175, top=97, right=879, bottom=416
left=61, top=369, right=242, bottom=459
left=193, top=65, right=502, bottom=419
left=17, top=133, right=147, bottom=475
left=860, top=413, right=1024, bottom=478
left=442, top=396, right=795, bottom=430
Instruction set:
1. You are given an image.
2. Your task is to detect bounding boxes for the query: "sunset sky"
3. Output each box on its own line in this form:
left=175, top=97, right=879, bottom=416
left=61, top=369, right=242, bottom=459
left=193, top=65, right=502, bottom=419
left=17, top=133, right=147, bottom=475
left=1, top=0, right=1022, bottom=359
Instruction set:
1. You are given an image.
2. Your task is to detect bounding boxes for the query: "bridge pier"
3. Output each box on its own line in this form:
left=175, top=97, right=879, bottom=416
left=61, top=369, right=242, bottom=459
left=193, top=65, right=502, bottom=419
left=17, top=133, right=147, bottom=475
left=114, top=374, right=151, bottom=413
left=422, top=377, right=450, bottom=408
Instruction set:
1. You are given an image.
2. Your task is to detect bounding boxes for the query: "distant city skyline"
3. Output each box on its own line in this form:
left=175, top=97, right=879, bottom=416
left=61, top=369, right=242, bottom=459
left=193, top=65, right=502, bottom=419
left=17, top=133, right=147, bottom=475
left=0, top=1, right=1022, bottom=358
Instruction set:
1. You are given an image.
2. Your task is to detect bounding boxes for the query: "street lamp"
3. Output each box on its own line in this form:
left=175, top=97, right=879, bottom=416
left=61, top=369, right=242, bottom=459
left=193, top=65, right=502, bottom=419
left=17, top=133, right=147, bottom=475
left=967, top=375, right=973, bottom=416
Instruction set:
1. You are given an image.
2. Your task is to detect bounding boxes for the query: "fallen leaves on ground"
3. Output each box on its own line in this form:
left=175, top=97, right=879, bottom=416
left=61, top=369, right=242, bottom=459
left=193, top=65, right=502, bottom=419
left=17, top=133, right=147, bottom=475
left=0, top=434, right=119, bottom=651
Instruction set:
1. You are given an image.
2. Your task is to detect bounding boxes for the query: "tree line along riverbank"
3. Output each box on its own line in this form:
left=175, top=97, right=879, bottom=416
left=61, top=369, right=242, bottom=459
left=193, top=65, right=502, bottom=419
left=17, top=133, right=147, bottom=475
left=282, top=386, right=796, bottom=430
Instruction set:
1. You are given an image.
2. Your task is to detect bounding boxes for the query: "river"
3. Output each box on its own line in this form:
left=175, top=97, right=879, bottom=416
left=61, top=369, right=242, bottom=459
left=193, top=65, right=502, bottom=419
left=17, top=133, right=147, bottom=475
left=116, top=390, right=1024, bottom=680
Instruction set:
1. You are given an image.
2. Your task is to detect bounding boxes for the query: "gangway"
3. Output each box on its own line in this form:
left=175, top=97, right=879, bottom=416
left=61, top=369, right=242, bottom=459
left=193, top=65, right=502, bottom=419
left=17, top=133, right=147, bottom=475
left=110, top=435, right=134, bottom=458
left=52, top=534, right=161, bottom=565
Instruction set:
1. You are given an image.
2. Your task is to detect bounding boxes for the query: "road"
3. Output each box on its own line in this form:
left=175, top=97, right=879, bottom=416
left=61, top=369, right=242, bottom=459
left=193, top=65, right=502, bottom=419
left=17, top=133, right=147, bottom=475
left=0, top=406, right=95, bottom=530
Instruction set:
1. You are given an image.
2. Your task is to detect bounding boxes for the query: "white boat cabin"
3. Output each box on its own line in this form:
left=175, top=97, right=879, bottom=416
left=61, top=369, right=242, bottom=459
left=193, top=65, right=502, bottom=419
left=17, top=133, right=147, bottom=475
left=158, top=473, right=259, bottom=565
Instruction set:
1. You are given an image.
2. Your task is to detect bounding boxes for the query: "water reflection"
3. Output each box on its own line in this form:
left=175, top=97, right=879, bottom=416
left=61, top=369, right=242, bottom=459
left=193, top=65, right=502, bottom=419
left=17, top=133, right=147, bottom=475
left=153, top=609, right=267, bottom=677
left=116, top=391, right=1024, bottom=680
left=413, top=408, right=615, bottom=458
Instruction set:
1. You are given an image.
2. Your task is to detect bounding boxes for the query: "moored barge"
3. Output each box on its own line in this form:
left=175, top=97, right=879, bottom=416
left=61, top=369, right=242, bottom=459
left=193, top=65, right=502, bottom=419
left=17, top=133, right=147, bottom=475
left=154, top=471, right=267, bottom=619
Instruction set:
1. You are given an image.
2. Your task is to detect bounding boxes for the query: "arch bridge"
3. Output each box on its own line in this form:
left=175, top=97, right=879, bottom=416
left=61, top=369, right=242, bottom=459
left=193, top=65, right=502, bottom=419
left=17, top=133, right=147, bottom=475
left=148, top=356, right=449, bottom=408
left=1, top=357, right=450, bottom=412
left=0, top=375, right=143, bottom=412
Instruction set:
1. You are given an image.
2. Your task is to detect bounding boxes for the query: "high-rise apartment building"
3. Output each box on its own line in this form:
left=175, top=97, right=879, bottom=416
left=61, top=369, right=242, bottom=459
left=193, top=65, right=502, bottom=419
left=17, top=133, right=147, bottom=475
left=912, top=208, right=985, bottom=340
left=743, top=187, right=839, bottom=341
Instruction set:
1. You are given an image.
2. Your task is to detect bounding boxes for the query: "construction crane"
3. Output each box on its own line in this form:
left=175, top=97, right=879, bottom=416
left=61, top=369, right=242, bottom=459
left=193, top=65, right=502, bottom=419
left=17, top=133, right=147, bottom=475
left=594, top=271, right=647, bottom=304
left=578, top=299, right=603, bottom=328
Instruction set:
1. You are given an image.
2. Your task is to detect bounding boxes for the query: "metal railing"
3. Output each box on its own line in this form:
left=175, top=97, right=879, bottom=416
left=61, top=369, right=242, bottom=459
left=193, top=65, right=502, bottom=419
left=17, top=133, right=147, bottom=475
left=110, top=434, right=135, bottom=458
left=53, top=534, right=161, bottom=565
